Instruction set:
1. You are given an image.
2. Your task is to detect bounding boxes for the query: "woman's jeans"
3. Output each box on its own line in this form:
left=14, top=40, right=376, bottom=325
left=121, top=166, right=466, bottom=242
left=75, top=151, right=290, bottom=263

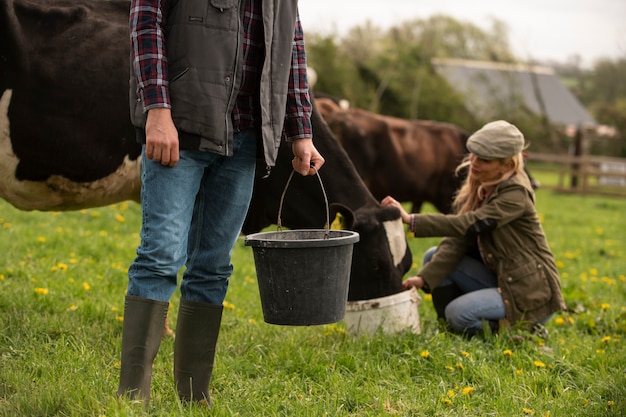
left=127, top=130, right=257, bottom=305
left=423, top=247, right=551, bottom=334
left=424, top=246, right=503, bottom=334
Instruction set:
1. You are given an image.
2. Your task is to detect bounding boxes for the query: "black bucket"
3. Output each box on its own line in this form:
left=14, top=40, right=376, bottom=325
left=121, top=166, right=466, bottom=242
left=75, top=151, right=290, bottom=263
left=245, top=171, right=360, bottom=325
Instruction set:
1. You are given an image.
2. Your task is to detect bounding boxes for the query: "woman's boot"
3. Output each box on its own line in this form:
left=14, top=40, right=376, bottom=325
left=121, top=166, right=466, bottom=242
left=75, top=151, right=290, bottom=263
left=117, top=295, right=169, bottom=404
left=174, top=299, right=223, bottom=407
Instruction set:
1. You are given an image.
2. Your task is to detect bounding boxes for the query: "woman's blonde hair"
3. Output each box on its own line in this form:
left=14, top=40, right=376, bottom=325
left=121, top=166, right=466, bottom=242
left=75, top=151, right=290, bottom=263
left=452, top=152, right=525, bottom=214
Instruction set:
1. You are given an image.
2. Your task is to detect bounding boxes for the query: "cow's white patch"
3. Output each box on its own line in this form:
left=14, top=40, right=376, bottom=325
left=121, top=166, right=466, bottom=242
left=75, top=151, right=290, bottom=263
left=0, top=89, right=141, bottom=211
left=383, top=218, right=408, bottom=267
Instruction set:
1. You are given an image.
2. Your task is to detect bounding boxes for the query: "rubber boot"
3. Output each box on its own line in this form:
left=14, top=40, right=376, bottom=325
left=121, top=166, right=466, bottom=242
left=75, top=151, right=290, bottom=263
left=117, top=295, right=169, bottom=404
left=431, top=284, right=463, bottom=320
left=174, top=299, right=223, bottom=408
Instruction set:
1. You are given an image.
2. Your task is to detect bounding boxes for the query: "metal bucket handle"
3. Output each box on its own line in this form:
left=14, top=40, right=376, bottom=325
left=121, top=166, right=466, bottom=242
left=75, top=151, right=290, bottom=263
left=277, top=169, right=330, bottom=239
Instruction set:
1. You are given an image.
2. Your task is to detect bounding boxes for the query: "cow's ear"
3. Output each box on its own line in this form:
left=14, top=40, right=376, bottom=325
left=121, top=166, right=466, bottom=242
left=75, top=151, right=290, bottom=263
left=329, top=203, right=355, bottom=230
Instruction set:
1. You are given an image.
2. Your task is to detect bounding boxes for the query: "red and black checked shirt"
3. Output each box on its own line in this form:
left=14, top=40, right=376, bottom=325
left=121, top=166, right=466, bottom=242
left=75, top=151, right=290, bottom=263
left=130, top=0, right=312, bottom=140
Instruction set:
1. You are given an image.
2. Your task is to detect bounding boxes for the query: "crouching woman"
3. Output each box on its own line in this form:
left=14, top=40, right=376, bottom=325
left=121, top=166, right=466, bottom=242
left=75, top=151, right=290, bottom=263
left=382, top=120, right=566, bottom=336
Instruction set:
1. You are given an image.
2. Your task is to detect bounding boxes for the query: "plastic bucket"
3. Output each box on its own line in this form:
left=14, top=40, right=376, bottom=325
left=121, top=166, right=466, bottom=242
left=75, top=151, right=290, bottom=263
left=245, top=170, right=360, bottom=325
left=246, top=229, right=360, bottom=325
left=344, top=287, right=421, bottom=336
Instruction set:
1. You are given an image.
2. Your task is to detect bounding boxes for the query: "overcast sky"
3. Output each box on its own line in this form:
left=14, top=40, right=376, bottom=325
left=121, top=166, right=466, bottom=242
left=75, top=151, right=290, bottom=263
left=299, top=0, right=626, bottom=68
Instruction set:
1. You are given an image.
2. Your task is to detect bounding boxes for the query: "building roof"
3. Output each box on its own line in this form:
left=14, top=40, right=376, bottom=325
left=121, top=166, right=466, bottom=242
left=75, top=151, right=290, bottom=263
left=432, top=58, right=596, bottom=128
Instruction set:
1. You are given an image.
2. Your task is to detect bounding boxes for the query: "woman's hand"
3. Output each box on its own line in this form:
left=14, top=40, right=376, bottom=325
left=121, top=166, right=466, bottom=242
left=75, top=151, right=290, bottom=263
left=402, top=276, right=425, bottom=290
left=381, top=196, right=411, bottom=224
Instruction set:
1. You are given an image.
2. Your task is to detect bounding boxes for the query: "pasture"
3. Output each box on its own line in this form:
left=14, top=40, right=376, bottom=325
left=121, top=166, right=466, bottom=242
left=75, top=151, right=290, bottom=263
left=0, top=183, right=625, bottom=416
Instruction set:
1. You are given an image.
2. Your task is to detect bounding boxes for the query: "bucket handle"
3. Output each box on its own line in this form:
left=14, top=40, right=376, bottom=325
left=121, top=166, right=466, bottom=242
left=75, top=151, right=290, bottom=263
left=277, top=169, right=330, bottom=239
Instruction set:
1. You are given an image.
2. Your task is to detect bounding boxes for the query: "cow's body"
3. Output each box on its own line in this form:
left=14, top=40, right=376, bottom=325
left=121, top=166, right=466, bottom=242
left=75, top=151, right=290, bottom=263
left=317, top=97, right=468, bottom=214
left=0, top=0, right=410, bottom=301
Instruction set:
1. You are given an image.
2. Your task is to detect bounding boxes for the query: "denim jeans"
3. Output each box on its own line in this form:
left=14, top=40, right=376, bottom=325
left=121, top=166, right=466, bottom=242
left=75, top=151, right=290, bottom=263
left=127, top=130, right=257, bottom=305
left=423, top=246, right=504, bottom=334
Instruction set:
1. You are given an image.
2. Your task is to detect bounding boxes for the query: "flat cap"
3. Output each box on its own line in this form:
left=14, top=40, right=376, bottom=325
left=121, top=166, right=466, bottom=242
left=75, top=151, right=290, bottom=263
left=466, top=120, right=525, bottom=159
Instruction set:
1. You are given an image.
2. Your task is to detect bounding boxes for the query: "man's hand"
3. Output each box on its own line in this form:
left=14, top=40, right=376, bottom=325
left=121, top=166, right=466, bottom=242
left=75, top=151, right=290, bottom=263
left=291, top=138, right=325, bottom=176
left=145, top=108, right=179, bottom=167
left=402, top=276, right=425, bottom=290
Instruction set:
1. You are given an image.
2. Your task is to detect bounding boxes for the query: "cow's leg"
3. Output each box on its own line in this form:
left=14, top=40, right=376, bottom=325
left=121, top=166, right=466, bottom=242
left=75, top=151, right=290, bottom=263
left=117, top=296, right=169, bottom=405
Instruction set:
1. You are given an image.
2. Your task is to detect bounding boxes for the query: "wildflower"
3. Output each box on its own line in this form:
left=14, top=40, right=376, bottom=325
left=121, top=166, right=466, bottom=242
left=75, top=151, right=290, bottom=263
left=534, top=360, right=546, bottom=368
left=503, top=349, right=513, bottom=357
left=423, top=294, right=432, bottom=301
left=590, top=268, right=598, bottom=276
left=223, top=301, right=235, bottom=310
left=523, top=408, right=535, bottom=415
left=34, top=287, right=49, bottom=295
left=601, top=336, right=611, bottom=343
left=447, top=390, right=455, bottom=398
left=608, top=401, right=615, bottom=407
left=116, top=316, right=124, bottom=322
left=600, top=303, right=610, bottom=310
left=445, top=365, right=454, bottom=371
left=419, top=351, right=430, bottom=358
left=441, top=398, right=452, bottom=405
left=57, top=262, right=68, bottom=271
left=3, top=222, right=10, bottom=228
left=461, top=351, right=470, bottom=358
left=247, top=318, right=256, bottom=324
left=90, top=210, right=100, bottom=217
left=556, top=260, right=564, bottom=268
left=554, top=317, right=565, bottom=325
left=516, top=369, right=523, bottom=376
left=115, top=213, right=125, bottom=223
left=69, top=305, right=78, bottom=311
left=244, top=276, right=256, bottom=284
left=82, top=282, right=91, bottom=291
left=462, top=387, right=474, bottom=395
left=455, top=363, right=464, bottom=371
left=38, top=236, right=46, bottom=243
left=0, top=274, right=5, bottom=280
left=69, top=258, right=79, bottom=264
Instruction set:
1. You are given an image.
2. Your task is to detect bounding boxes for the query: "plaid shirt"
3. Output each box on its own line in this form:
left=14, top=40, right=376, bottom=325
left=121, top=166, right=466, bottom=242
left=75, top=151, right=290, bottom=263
left=130, top=0, right=312, bottom=140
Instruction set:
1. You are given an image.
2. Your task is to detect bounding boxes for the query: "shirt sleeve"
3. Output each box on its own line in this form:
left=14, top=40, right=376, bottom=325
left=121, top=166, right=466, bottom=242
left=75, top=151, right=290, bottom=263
left=282, top=11, right=313, bottom=141
left=129, top=0, right=171, bottom=111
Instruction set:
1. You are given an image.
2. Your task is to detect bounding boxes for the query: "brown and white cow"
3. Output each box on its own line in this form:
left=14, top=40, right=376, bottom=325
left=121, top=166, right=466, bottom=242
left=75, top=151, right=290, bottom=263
left=0, top=0, right=411, bottom=301
left=316, top=97, right=469, bottom=214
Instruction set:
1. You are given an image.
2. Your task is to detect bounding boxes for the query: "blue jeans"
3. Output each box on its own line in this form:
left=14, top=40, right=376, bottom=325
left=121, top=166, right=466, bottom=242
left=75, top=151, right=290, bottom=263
left=127, top=130, right=257, bottom=305
left=423, top=246, right=504, bottom=334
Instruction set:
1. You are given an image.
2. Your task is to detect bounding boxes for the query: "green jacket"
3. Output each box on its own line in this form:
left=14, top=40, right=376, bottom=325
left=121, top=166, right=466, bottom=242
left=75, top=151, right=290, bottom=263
left=414, top=173, right=566, bottom=327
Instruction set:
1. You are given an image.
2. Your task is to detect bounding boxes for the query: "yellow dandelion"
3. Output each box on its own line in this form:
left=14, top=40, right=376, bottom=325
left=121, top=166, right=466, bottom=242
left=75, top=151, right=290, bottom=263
left=595, top=227, right=604, bottom=236
left=116, top=315, right=124, bottom=322
left=556, top=260, right=564, bottom=268
left=113, top=361, right=121, bottom=368
left=115, top=213, right=125, bottom=223
left=503, top=349, right=513, bottom=357
left=424, top=293, right=432, bottom=301
left=555, top=317, right=565, bottom=325
left=523, top=408, right=535, bottom=415
left=0, top=274, right=5, bottom=280
left=601, top=336, right=611, bottom=343
left=445, top=365, right=454, bottom=371
left=99, top=230, right=108, bottom=237
left=516, top=369, right=523, bottom=376
left=34, top=287, right=49, bottom=295
left=461, top=351, right=470, bottom=358
left=596, top=349, right=606, bottom=354
left=90, top=210, right=100, bottom=217
left=69, top=258, right=79, bottom=264
left=582, top=399, right=589, bottom=406
left=57, top=262, right=68, bottom=271
left=38, top=236, right=46, bottom=243
left=82, top=282, right=91, bottom=291
left=441, top=398, right=452, bottom=405
left=600, top=303, right=610, bottom=310
left=244, top=276, right=256, bottom=284
left=447, top=390, right=455, bottom=398
left=455, top=363, right=465, bottom=371
left=567, top=316, right=575, bottom=324
left=534, top=360, right=546, bottom=368
left=590, top=268, right=598, bottom=276
left=223, top=301, right=235, bottom=310
left=608, top=401, right=615, bottom=407
left=247, top=318, right=256, bottom=324
left=543, top=412, right=551, bottom=417
left=3, top=222, right=11, bottom=228
left=69, top=305, right=78, bottom=311
left=111, top=307, right=119, bottom=312
left=462, top=387, right=474, bottom=395
left=420, top=351, right=430, bottom=358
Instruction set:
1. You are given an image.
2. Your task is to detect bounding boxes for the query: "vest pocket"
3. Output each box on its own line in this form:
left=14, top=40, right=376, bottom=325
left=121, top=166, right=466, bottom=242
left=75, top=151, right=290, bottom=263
left=206, top=0, right=238, bottom=30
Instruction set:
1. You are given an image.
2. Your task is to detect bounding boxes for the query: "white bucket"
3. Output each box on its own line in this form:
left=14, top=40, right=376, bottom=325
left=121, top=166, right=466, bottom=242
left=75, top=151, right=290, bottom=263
left=344, top=287, right=421, bottom=336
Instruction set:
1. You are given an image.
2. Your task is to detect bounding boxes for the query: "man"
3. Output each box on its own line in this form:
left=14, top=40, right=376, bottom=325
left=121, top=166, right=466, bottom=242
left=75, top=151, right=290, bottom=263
left=117, top=0, right=324, bottom=408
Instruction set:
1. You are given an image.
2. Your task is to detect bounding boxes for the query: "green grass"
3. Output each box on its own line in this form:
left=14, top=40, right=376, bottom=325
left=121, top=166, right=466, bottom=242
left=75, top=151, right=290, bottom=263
left=1, top=188, right=625, bottom=416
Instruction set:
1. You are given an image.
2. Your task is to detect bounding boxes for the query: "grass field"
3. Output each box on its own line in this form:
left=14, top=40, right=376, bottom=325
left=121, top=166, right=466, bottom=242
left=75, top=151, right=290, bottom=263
left=0, top=179, right=625, bottom=416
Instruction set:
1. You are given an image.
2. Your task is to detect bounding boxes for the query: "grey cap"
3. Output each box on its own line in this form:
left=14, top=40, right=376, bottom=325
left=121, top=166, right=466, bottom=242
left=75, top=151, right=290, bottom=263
left=466, top=120, right=525, bottom=159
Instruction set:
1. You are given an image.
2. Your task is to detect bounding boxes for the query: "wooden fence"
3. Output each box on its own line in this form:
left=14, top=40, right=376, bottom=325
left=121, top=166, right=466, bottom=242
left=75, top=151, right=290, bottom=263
left=526, top=152, right=626, bottom=197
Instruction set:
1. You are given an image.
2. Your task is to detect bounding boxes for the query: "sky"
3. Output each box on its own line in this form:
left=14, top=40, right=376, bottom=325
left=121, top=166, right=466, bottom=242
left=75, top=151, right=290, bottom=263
left=299, top=0, right=626, bottom=68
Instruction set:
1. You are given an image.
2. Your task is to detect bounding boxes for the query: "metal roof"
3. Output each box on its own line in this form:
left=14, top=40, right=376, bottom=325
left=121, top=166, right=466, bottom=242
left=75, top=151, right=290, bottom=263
left=432, top=58, right=596, bottom=127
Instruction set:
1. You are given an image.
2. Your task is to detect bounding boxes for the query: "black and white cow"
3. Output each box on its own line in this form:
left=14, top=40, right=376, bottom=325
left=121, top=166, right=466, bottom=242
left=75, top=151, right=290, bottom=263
left=0, top=0, right=411, bottom=301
